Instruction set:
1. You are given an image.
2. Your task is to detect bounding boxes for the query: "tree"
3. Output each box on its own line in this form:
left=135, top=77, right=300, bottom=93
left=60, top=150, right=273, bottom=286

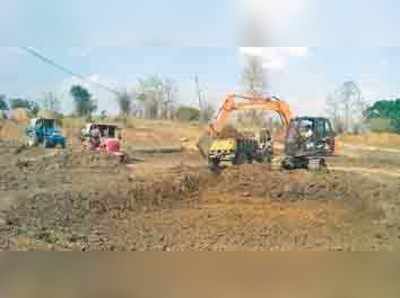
left=176, top=106, right=200, bottom=122
left=338, top=81, right=364, bottom=132
left=10, top=98, right=40, bottom=116
left=194, top=75, right=215, bottom=123
left=199, top=103, right=215, bottom=122
left=116, top=90, right=132, bottom=117
left=241, top=55, right=267, bottom=95
left=136, top=76, right=177, bottom=119
left=41, top=92, right=61, bottom=114
left=365, top=99, right=400, bottom=133
left=10, top=98, right=31, bottom=110
left=162, top=78, right=177, bottom=119
left=100, top=110, right=107, bottom=120
left=239, top=55, right=268, bottom=126
left=325, top=81, right=366, bottom=133
left=367, top=118, right=393, bottom=133
left=0, top=95, right=8, bottom=110
left=70, top=85, right=97, bottom=117
left=325, top=93, right=345, bottom=133
left=136, top=76, right=161, bottom=119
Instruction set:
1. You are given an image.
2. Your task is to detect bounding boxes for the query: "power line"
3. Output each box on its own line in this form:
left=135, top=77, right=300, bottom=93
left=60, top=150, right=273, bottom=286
left=19, top=47, right=234, bottom=100
left=20, top=46, right=122, bottom=97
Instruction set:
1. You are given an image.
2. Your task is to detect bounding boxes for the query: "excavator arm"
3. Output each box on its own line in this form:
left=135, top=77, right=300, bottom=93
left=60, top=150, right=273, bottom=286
left=198, top=93, right=293, bottom=157
left=208, top=94, right=293, bottom=136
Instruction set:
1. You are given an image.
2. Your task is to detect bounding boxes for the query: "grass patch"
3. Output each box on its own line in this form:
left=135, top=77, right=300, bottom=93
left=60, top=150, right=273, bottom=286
left=339, top=133, right=400, bottom=149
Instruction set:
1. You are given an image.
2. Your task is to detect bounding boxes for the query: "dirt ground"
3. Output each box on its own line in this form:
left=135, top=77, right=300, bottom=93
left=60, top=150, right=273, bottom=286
left=1, top=119, right=400, bottom=251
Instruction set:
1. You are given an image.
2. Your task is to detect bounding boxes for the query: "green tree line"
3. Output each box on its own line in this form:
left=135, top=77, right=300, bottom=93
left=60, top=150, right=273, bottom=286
left=364, top=99, right=400, bottom=133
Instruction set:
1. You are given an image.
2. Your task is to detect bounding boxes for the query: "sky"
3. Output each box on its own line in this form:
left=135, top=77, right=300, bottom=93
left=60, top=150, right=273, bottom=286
left=1, top=1, right=400, bottom=116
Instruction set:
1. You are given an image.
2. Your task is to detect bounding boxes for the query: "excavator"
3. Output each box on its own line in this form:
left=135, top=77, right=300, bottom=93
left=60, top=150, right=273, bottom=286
left=197, top=93, right=336, bottom=170
left=281, top=116, right=337, bottom=170
left=197, top=93, right=293, bottom=157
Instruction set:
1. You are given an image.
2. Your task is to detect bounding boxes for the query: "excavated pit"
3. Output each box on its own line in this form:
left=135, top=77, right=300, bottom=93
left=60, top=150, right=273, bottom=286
left=1, top=138, right=400, bottom=251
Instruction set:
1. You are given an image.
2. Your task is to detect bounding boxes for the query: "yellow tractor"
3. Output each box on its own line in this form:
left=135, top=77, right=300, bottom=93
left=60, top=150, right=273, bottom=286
left=197, top=93, right=292, bottom=158
left=207, top=130, right=273, bottom=168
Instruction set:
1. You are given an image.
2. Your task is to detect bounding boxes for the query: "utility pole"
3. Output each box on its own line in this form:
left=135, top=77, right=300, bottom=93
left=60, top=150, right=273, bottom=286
left=194, top=74, right=203, bottom=109
left=195, top=74, right=207, bottom=122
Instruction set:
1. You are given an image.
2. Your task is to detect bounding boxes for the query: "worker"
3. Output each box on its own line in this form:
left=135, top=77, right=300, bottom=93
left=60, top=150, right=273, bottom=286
left=90, top=124, right=101, bottom=149
left=301, top=124, right=313, bottom=139
left=104, top=127, right=110, bottom=138
left=299, top=124, right=314, bottom=150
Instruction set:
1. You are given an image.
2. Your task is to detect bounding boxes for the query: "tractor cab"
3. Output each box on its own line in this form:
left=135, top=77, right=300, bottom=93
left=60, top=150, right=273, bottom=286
left=29, top=118, right=56, bottom=131
left=282, top=117, right=336, bottom=170
left=25, top=118, right=66, bottom=148
left=81, top=123, right=125, bottom=160
left=82, top=123, right=121, bottom=140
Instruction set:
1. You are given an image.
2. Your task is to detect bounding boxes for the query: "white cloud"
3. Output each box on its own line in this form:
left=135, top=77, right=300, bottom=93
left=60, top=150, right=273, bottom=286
left=239, top=47, right=309, bottom=70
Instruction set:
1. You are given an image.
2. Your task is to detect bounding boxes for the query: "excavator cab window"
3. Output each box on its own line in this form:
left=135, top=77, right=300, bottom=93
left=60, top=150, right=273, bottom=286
left=324, top=119, right=334, bottom=135
left=315, top=119, right=326, bottom=139
left=314, top=118, right=334, bottom=139
left=287, top=119, right=314, bottom=141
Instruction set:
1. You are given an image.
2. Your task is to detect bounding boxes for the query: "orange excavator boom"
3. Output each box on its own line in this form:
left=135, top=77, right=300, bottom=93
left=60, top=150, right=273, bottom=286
left=207, top=93, right=293, bottom=137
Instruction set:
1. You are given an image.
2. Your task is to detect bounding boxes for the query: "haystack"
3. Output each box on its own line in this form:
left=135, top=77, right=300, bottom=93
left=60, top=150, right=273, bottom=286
left=10, top=108, right=30, bottom=124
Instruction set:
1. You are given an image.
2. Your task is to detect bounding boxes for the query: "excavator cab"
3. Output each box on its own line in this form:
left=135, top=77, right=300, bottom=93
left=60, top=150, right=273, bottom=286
left=282, top=117, right=336, bottom=170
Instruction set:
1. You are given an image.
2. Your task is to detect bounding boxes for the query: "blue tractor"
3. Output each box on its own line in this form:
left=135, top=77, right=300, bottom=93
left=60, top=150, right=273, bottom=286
left=25, top=118, right=66, bottom=148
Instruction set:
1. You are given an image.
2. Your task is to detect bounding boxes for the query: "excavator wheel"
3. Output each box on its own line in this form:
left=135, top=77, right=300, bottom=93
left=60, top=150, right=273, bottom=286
left=282, top=156, right=310, bottom=170
left=307, top=158, right=327, bottom=171
left=233, top=152, right=247, bottom=166
left=281, top=157, right=296, bottom=170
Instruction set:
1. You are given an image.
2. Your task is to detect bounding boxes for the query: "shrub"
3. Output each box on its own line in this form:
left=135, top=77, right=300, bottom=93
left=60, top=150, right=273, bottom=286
left=176, top=106, right=200, bottom=122
left=368, top=118, right=394, bottom=133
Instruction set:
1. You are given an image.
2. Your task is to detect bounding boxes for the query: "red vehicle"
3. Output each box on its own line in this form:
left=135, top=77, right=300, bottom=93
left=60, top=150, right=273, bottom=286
left=81, top=123, right=127, bottom=162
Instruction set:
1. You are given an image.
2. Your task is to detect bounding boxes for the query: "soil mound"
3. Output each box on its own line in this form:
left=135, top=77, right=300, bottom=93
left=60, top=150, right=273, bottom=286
left=217, top=125, right=244, bottom=139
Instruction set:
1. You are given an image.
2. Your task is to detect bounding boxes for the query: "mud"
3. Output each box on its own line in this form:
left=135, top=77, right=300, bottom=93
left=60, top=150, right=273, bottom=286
left=87, top=163, right=400, bottom=251
left=217, top=125, right=244, bottom=139
left=1, top=131, right=400, bottom=251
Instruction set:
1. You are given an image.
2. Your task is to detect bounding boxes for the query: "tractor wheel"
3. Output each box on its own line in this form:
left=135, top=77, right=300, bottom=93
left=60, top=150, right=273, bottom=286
left=27, top=136, right=38, bottom=147
left=27, top=139, right=35, bottom=147
left=208, top=159, right=220, bottom=170
left=120, top=153, right=128, bottom=163
left=255, top=156, right=264, bottom=163
left=233, top=152, right=246, bottom=165
left=43, top=139, right=50, bottom=149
